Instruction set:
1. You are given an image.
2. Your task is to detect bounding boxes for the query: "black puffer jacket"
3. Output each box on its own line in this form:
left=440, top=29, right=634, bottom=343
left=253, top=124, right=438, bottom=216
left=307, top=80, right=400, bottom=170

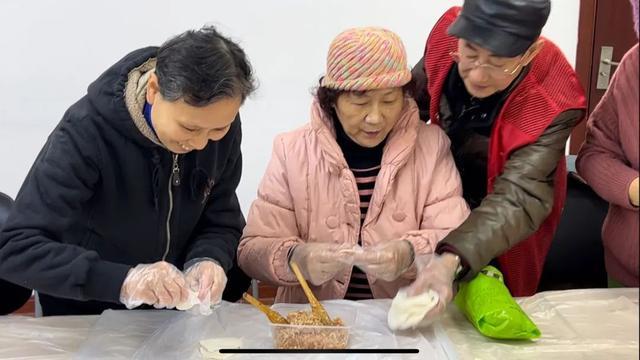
left=0, top=47, right=250, bottom=315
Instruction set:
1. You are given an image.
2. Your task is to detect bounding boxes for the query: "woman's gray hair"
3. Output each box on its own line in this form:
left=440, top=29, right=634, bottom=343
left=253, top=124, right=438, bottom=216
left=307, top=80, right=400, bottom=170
left=155, top=26, right=257, bottom=106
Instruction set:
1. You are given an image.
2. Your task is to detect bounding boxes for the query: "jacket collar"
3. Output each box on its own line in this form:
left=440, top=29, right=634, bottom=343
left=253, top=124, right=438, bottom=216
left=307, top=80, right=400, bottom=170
left=123, top=58, right=164, bottom=147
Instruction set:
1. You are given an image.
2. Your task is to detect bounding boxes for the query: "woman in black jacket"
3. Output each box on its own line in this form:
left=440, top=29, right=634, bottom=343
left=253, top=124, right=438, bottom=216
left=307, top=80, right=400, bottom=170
left=0, top=26, right=255, bottom=316
left=0, top=192, right=31, bottom=315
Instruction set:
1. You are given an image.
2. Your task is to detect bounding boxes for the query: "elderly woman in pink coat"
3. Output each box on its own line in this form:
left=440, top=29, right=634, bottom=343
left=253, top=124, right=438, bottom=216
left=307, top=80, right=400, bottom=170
left=238, top=27, right=470, bottom=303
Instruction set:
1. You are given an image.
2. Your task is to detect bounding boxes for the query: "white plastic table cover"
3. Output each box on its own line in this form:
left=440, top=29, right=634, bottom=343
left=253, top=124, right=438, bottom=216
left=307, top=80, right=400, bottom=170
left=0, top=288, right=636, bottom=359
left=74, top=300, right=456, bottom=360
left=440, top=288, right=639, bottom=360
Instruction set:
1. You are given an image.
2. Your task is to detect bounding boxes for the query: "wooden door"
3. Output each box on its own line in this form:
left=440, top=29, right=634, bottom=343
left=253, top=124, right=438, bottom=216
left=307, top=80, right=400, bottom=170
left=570, top=0, right=638, bottom=154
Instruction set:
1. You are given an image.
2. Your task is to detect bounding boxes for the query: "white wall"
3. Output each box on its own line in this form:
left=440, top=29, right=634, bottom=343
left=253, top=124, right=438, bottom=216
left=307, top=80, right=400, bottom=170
left=0, top=0, right=579, bottom=214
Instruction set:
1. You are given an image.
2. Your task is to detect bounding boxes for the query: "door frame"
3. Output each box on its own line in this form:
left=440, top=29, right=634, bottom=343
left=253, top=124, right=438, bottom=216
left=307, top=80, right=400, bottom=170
left=570, top=0, right=597, bottom=154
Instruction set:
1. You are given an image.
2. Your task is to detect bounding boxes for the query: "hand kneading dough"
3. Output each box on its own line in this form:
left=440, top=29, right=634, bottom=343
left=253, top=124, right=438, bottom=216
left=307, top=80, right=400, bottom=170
left=199, top=338, right=242, bottom=360
left=176, top=290, right=199, bottom=311
left=388, top=288, right=439, bottom=330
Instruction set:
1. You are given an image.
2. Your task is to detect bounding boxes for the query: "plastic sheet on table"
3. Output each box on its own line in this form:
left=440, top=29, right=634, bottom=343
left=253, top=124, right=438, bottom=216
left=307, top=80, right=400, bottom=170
left=0, top=315, right=94, bottom=359
left=130, top=300, right=456, bottom=360
left=73, top=310, right=177, bottom=359
left=439, top=288, right=639, bottom=360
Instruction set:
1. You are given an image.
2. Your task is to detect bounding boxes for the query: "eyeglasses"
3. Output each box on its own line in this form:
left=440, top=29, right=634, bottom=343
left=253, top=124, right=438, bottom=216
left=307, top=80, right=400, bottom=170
left=450, top=51, right=523, bottom=79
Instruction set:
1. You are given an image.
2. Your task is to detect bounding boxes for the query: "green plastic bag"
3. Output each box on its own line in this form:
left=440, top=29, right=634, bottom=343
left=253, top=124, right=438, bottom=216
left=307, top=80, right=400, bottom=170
left=453, top=266, right=541, bottom=340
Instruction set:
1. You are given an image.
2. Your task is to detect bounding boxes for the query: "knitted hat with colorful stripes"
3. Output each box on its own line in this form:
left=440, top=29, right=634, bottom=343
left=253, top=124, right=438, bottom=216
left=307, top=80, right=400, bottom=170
left=321, top=27, right=412, bottom=91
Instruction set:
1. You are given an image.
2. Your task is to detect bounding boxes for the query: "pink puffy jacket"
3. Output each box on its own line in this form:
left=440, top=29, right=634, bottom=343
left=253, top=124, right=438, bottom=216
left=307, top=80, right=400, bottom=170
left=238, top=98, right=469, bottom=303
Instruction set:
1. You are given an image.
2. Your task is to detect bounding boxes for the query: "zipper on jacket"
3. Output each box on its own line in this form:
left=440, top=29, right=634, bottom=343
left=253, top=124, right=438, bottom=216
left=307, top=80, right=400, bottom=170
left=162, top=154, right=180, bottom=261
left=171, top=154, right=181, bottom=186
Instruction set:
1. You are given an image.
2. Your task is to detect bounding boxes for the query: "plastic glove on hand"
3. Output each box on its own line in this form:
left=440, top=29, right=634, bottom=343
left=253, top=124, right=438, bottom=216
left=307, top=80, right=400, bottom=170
left=353, top=240, right=414, bottom=282
left=404, top=253, right=459, bottom=326
left=289, top=243, right=359, bottom=286
left=120, top=261, right=189, bottom=309
left=183, top=260, right=228, bottom=315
